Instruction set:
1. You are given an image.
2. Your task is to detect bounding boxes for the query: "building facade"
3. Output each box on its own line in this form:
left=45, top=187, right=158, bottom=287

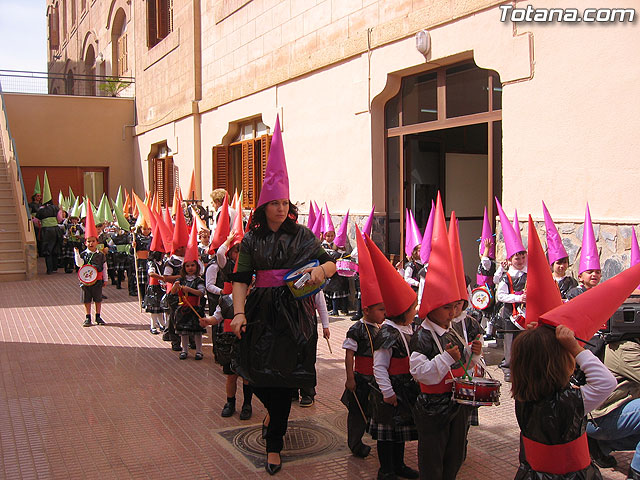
left=45, top=0, right=640, bottom=278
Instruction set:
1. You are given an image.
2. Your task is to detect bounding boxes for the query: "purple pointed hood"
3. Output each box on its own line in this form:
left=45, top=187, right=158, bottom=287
left=479, top=206, right=495, bottom=258
left=323, top=203, right=335, bottom=233
left=513, top=209, right=523, bottom=246
left=311, top=207, right=323, bottom=238
left=307, top=201, right=317, bottom=229
left=419, top=200, right=435, bottom=264
left=334, top=210, right=349, bottom=248
left=542, top=201, right=569, bottom=265
left=257, top=115, right=289, bottom=207
left=579, top=203, right=600, bottom=274
left=405, top=209, right=422, bottom=258
left=495, top=197, right=525, bottom=258
left=362, top=205, right=375, bottom=237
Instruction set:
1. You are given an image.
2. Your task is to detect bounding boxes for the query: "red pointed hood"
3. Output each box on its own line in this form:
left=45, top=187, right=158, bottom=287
left=355, top=225, right=383, bottom=307
left=184, top=220, right=199, bottom=263
left=448, top=211, right=468, bottom=303
left=210, top=193, right=230, bottom=252
left=150, top=220, right=166, bottom=253
left=84, top=198, right=98, bottom=239
left=171, top=200, right=189, bottom=253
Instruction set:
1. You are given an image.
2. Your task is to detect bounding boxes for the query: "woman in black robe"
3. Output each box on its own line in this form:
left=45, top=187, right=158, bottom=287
left=231, top=198, right=336, bottom=475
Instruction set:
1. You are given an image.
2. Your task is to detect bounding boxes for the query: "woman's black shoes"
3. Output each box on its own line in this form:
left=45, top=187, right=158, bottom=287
left=265, top=462, right=281, bottom=475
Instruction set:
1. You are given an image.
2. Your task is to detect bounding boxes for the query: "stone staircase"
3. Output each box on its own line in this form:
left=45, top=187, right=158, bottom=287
left=0, top=148, right=28, bottom=281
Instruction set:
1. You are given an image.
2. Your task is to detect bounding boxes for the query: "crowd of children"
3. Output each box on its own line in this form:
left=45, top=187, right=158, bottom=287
left=33, top=161, right=640, bottom=480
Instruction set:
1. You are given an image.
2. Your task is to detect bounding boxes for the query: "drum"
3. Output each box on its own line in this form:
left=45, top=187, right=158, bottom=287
left=284, top=260, right=326, bottom=299
left=78, top=264, right=99, bottom=286
left=510, top=305, right=527, bottom=330
left=336, top=259, right=358, bottom=277
left=452, top=377, right=501, bottom=406
left=470, top=286, right=494, bottom=310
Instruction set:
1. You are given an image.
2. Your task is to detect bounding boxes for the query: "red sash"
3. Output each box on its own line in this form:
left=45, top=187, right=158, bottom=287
left=355, top=356, right=373, bottom=376
left=95, top=271, right=103, bottom=281
left=388, top=357, right=410, bottom=375
left=149, top=277, right=160, bottom=286
left=222, top=282, right=232, bottom=295
left=419, top=366, right=466, bottom=394
left=182, top=296, right=199, bottom=307
left=222, top=318, right=233, bottom=333
left=522, top=433, right=590, bottom=474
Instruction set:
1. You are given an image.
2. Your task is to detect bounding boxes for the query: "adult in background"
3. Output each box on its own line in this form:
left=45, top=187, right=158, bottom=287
left=231, top=116, right=336, bottom=475
left=35, top=176, right=62, bottom=275
left=210, top=188, right=237, bottom=232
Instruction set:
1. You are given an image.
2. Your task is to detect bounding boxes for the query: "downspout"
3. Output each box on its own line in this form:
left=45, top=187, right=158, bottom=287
left=192, top=0, right=203, bottom=201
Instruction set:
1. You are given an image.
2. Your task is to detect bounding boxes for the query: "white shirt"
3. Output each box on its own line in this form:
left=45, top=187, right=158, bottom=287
left=314, top=291, right=330, bottom=329
left=373, top=320, right=413, bottom=398
left=342, top=319, right=379, bottom=352
left=492, top=262, right=506, bottom=285
left=577, top=350, right=617, bottom=412
left=74, top=248, right=108, bottom=274
left=496, top=266, right=527, bottom=304
left=205, top=261, right=222, bottom=295
left=216, top=243, right=229, bottom=270
left=409, top=319, right=461, bottom=386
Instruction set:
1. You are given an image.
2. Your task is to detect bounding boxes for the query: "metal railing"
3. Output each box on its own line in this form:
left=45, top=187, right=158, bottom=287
left=0, top=69, right=135, bottom=98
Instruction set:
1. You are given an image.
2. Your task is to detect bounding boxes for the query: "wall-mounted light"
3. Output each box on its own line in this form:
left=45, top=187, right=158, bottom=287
left=97, top=52, right=104, bottom=63
left=415, top=30, right=431, bottom=57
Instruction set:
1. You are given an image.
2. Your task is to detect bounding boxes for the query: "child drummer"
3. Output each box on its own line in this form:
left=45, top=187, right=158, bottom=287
left=342, top=226, right=385, bottom=458
left=409, top=196, right=483, bottom=480
left=74, top=199, right=107, bottom=327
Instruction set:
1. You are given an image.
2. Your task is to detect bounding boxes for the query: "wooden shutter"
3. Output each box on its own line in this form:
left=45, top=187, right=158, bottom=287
left=147, top=0, right=157, bottom=46
left=168, top=0, right=174, bottom=34
left=259, top=134, right=272, bottom=184
left=49, top=6, right=60, bottom=50
left=157, top=0, right=169, bottom=39
left=117, top=33, right=128, bottom=76
left=242, top=140, right=259, bottom=209
left=165, top=157, right=175, bottom=208
left=153, top=158, right=165, bottom=206
left=212, top=145, right=230, bottom=192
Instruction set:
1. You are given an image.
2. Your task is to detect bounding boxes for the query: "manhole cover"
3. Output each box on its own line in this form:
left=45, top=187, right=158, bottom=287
left=217, top=419, right=344, bottom=468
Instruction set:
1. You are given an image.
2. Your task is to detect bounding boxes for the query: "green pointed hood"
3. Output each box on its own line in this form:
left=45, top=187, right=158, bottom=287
left=33, top=176, right=41, bottom=195
left=42, top=171, right=52, bottom=203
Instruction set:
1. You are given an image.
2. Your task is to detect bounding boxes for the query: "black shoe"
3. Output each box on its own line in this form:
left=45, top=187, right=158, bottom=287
left=588, top=437, right=617, bottom=468
left=330, top=311, right=339, bottom=316
left=221, top=401, right=235, bottom=417
left=499, top=359, right=509, bottom=369
left=265, top=454, right=281, bottom=476
left=95, top=316, right=106, bottom=325
left=101, top=295, right=108, bottom=299
left=116, top=284, right=122, bottom=289
left=189, top=343, right=196, bottom=350
left=150, top=328, right=160, bottom=335
left=129, top=292, right=137, bottom=296
left=350, top=313, right=363, bottom=321
left=239, top=404, right=252, bottom=420
left=351, top=443, right=371, bottom=458
left=194, top=352, right=203, bottom=360
left=377, top=470, right=397, bottom=480
left=82, top=318, right=92, bottom=327
left=179, top=352, right=188, bottom=360
left=394, top=464, right=419, bottom=479
left=299, top=395, right=314, bottom=407
left=171, top=344, right=182, bottom=351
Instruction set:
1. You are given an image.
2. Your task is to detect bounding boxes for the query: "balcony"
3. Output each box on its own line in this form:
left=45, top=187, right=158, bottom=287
left=0, top=70, right=135, bottom=98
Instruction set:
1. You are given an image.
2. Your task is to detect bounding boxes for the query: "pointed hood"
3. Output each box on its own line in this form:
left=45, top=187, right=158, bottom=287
left=512, top=210, right=523, bottom=246
left=172, top=187, right=181, bottom=217
left=163, top=206, right=174, bottom=235
left=448, top=211, right=468, bottom=303
left=632, top=227, right=640, bottom=268
left=525, top=215, right=563, bottom=325
left=156, top=211, right=174, bottom=253
left=362, top=205, right=375, bottom=237
left=355, top=225, right=383, bottom=307
left=579, top=204, right=600, bottom=274
left=334, top=210, right=349, bottom=248
left=96, top=194, right=113, bottom=224
left=244, top=210, right=253, bottom=233
left=171, top=199, right=189, bottom=253
left=114, top=186, right=123, bottom=211
left=133, top=192, right=155, bottom=230
left=541, top=262, right=640, bottom=342
left=495, top=197, right=525, bottom=258
left=542, top=201, right=569, bottom=265
left=419, top=193, right=460, bottom=318
left=68, top=187, right=76, bottom=207
left=188, top=170, right=197, bottom=201
left=123, top=190, right=132, bottom=215
left=230, top=205, right=244, bottom=248
left=231, top=189, right=239, bottom=211
left=210, top=193, right=230, bottom=251
left=405, top=209, right=422, bottom=258
left=58, top=191, right=64, bottom=208
left=323, top=203, right=335, bottom=233
left=190, top=206, right=209, bottom=233
left=257, top=115, right=289, bottom=206
left=420, top=200, right=436, bottom=264
left=183, top=220, right=199, bottom=263
left=307, top=201, right=317, bottom=230
left=84, top=198, right=98, bottom=239
left=114, top=202, right=131, bottom=230
left=42, top=171, right=52, bottom=203
left=479, top=206, right=495, bottom=258
left=69, top=196, right=82, bottom=218
left=33, top=176, right=41, bottom=195
left=311, top=208, right=323, bottom=238
left=150, top=220, right=166, bottom=253
left=365, top=234, right=416, bottom=317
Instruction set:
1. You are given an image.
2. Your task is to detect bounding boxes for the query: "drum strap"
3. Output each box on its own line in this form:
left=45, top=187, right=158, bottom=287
left=427, top=327, right=456, bottom=381
left=522, top=433, right=590, bottom=474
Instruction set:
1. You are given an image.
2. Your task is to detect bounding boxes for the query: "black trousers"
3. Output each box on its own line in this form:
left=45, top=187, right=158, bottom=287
left=347, top=376, right=370, bottom=453
left=415, top=407, right=469, bottom=480
left=252, top=386, right=294, bottom=453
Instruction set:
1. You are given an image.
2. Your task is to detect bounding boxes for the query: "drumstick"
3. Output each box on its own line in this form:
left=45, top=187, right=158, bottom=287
left=351, top=389, right=368, bottom=423
left=325, top=337, right=333, bottom=354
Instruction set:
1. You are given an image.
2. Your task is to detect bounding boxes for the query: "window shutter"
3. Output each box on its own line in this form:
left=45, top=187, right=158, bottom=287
left=212, top=145, right=230, bottom=192
left=117, top=33, right=128, bottom=76
left=168, top=0, right=174, bottom=34
left=242, top=140, right=258, bottom=209
left=164, top=157, right=176, bottom=208
left=49, top=7, right=60, bottom=50
left=147, top=0, right=157, bottom=47
left=157, top=0, right=169, bottom=39
left=259, top=134, right=272, bottom=185
left=153, top=158, right=165, bottom=206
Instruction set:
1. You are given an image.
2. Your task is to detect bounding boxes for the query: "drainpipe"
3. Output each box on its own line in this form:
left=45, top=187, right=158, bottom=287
left=192, top=0, right=203, bottom=201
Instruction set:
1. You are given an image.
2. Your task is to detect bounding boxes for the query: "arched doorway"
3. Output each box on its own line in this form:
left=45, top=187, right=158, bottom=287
left=111, top=8, right=127, bottom=77
left=65, top=70, right=74, bottom=95
left=84, top=44, right=96, bottom=96
left=384, top=61, right=502, bottom=278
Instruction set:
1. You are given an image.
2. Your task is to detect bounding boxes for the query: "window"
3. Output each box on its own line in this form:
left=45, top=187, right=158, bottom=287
left=70, top=0, right=76, bottom=25
left=213, top=119, right=272, bottom=209
left=151, top=146, right=178, bottom=208
left=62, top=0, right=67, bottom=38
left=117, top=33, right=128, bottom=76
left=147, top=0, right=174, bottom=48
left=81, top=0, right=86, bottom=12
left=48, top=4, right=60, bottom=50
left=111, top=9, right=128, bottom=77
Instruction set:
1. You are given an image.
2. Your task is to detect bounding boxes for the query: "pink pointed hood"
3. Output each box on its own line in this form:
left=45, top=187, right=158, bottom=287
left=479, top=206, right=495, bottom=258
left=307, top=201, right=317, bottom=230
left=311, top=207, right=323, bottom=238
left=323, top=203, right=335, bottom=233
left=405, top=209, right=422, bottom=258
left=419, top=200, right=435, bottom=264
left=631, top=227, right=640, bottom=290
left=513, top=210, right=523, bottom=246
left=334, top=209, right=349, bottom=248
left=579, top=203, right=600, bottom=274
left=362, top=205, right=375, bottom=237
left=542, top=201, right=569, bottom=265
left=495, top=197, right=525, bottom=259
left=257, top=115, right=289, bottom=207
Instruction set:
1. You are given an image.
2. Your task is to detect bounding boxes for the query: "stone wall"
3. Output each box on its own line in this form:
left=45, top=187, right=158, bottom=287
left=497, top=221, right=638, bottom=281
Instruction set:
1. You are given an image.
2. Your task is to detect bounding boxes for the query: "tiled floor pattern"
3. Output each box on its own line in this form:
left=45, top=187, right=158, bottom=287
left=0, top=260, right=631, bottom=479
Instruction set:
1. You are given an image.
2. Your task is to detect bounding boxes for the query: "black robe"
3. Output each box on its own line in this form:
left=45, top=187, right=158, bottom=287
left=231, top=224, right=332, bottom=389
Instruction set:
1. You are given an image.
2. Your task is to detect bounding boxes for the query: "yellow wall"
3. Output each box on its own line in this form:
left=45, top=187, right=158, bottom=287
left=3, top=93, right=138, bottom=198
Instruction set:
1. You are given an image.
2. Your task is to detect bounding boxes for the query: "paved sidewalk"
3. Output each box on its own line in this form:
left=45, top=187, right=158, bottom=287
left=0, top=261, right=631, bottom=479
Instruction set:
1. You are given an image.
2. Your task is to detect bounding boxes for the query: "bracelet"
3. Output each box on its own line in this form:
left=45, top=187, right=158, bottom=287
left=233, top=312, right=245, bottom=318
left=319, top=265, right=327, bottom=280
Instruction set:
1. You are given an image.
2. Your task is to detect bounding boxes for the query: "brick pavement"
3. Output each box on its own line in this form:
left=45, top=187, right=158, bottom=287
left=0, top=260, right=631, bottom=479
